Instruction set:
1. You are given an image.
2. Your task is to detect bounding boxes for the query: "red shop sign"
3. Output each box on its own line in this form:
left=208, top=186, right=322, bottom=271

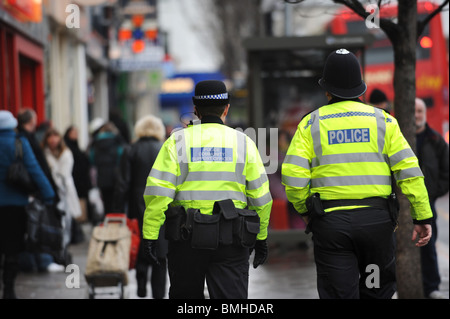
left=3, top=0, right=42, bottom=22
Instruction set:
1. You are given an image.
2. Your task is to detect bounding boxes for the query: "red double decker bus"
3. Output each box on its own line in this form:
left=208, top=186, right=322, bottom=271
left=329, top=1, right=449, bottom=138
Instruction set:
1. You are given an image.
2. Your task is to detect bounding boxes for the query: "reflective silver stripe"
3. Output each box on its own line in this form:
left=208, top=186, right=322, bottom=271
left=247, top=174, right=268, bottom=190
left=395, top=167, right=424, bottom=181
left=310, top=110, right=322, bottom=158
left=374, top=107, right=386, bottom=153
left=311, top=152, right=387, bottom=167
left=282, top=174, right=310, bottom=188
left=149, top=168, right=177, bottom=186
left=236, top=131, right=247, bottom=185
left=144, top=185, right=176, bottom=198
left=185, top=171, right=243, bottom=184
left=389, top=148, right=416, bottom=167
left=284, top=154, right=310, bottom=169
left=175, top=190, right=247, bottom=202
left=247, top=192, right=272, bottom=207
left=174, top=130, right=189, bottom=185
left=311, top=175, right=391, bottom=188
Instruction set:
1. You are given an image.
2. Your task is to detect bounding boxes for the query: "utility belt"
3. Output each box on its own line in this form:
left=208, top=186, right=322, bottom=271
left=164, top=199, right=260, bottom=250
left=305, top=193, right=399, bottom=234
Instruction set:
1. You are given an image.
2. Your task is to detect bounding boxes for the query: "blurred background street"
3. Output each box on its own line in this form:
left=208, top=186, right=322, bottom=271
left=1, top=0, right=449, bottom=300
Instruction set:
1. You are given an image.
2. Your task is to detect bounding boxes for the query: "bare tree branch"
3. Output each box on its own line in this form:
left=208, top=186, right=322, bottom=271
left=332, top=0, right=399, bottom=42
left=417, top=0, right=449, bottom=38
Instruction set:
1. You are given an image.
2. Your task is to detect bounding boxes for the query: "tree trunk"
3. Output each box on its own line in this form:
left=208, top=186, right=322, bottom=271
left=392, top=0, right=424, bottom=299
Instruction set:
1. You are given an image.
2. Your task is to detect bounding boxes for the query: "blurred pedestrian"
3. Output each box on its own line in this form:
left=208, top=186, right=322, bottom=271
left=64, top=125, right=92, bottom=224
left=282, top=49, right=432, bottom=299
left=42, top=128, right=82, bottom=250
left=415, top=98, right=449, bottom=299
left=89, top=122, right=125, bottom=215
left=16, top=109, right=63, bottom=273
left=113, top=115, right=168, bottom=298
left=0, top=110, right=55, bottom=299
left=17, top=108, right=59, bottom=200
left=369, top=88, right=392, bottom=113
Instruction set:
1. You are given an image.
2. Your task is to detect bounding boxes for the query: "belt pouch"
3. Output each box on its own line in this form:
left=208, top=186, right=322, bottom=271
left=235, top=209, right=260, bottom=248
left=213, top=200, right=239, bottom=245
left=191, top=212, right=221, bottom=250
left=164, top=206, right=186, bottom=241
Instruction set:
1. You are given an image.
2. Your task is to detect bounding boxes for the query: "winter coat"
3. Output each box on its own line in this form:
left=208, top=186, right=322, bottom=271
left=416, top=124, right=449, bottom=202
left=113, top=136, right=162, bottom=221
left=0, top=129, right=55, bottom=206
left=64, top=138, right=91, bottom=199
left=44, top=148, right=82, bottom=219
left=89, top=132, right=124, bottom=189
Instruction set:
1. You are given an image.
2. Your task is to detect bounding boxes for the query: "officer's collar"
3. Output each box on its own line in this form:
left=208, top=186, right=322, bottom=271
left=189, top=115, right=224, bottom=125
left=328, top=96, right=363, bottom=105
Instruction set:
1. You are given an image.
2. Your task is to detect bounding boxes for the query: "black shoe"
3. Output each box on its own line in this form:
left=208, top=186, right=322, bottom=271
left=137, top=285, right=147, bottom=298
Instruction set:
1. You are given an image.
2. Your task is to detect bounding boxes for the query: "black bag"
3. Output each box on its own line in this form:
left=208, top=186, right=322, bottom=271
left=191, top=211, right=221, bottom=250
left=6, top=138, right=36, bottom=194
left=25, top=198, right=64, bottom=254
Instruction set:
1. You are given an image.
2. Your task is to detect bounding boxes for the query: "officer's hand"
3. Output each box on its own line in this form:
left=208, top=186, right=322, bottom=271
left=252, top=240, right=268, bottom=269
left=143, top=238, right=160, bottom=265
left=412, top=224, right=432, bottom=247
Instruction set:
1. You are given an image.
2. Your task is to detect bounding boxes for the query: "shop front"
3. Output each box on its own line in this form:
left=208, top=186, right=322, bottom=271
left=0, top=0, right=45, bottom=122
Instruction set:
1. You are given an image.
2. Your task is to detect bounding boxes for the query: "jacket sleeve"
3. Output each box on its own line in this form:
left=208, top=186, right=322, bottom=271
left=142, top=136, right=179, bottom=240
left=386, top=117, right=433, bottom=223
left=21, top=137, right=55, bottom=203
left=245, top=136, right=272, bottom=240
left=281, top=118, right=313, bottom=215
left=436, top=136, right=449, bottom=198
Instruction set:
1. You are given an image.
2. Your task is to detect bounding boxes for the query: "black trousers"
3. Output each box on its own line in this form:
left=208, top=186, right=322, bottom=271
left=420, top=202, right=440, bottom=296
left=167, top=240, right=250, bottom=299
left=311, top=208, right=396, bottom=299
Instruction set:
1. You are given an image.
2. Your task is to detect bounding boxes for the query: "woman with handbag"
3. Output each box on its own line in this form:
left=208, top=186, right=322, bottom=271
left=0, top=110, right=55, bottom=299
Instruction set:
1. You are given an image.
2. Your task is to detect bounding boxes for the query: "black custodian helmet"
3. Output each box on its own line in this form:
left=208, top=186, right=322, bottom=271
left=319, top=49, right=367, bottom=99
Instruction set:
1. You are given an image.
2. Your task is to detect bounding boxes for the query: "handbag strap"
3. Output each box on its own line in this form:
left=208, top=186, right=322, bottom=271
left=14, top=138, right=24, bottom=160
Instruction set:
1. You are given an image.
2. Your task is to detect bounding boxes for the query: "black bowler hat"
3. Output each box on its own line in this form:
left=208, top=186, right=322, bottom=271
left=319, top=49, right=367, bottom=99
left=192, top=80, right=230, bottom=107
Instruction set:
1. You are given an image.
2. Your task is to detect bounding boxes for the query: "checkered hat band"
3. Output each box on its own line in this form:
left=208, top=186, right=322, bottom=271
left=194, top=93, right=229, bottom=100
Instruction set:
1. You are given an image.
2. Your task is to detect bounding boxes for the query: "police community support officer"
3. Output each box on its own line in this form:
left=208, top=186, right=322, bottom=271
left=142, top=80, right=272, bottom=299
left=282, top=49, right=433, bottom=299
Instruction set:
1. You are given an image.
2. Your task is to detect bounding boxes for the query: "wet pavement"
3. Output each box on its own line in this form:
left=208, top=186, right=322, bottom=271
left=7, top=193, right=449, bottom=300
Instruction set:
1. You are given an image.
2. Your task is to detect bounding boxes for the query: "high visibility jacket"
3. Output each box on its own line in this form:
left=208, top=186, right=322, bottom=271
left=282, top=100, right=432, bottom=223
left=142, top=121, right=272, bottom=240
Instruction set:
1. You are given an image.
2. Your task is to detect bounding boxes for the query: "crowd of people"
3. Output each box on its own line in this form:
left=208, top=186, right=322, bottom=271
left=0, top=108, right=168, bottom=299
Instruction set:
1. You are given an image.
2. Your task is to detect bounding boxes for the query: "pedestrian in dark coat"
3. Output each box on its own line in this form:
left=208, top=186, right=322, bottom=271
left=89, top=122, right=125, bottom=215
left=0, top=110, right=55, bottom=299
left=415, top=98, right=449, bottom=299
left=64, top=125, right=92, bottom=223
left=113, top=114, right=168, bottom=299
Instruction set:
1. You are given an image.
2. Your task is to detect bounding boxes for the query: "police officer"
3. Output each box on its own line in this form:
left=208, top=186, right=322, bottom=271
left=142, top=80, right=272, bottom=299
left=282, top=49, right=432, bottom=299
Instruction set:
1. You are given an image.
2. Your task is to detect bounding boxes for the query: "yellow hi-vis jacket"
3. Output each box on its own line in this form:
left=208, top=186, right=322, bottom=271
left=142, top=121, right=273, bottom=240
left=281, top=100, right=432, bottom=223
